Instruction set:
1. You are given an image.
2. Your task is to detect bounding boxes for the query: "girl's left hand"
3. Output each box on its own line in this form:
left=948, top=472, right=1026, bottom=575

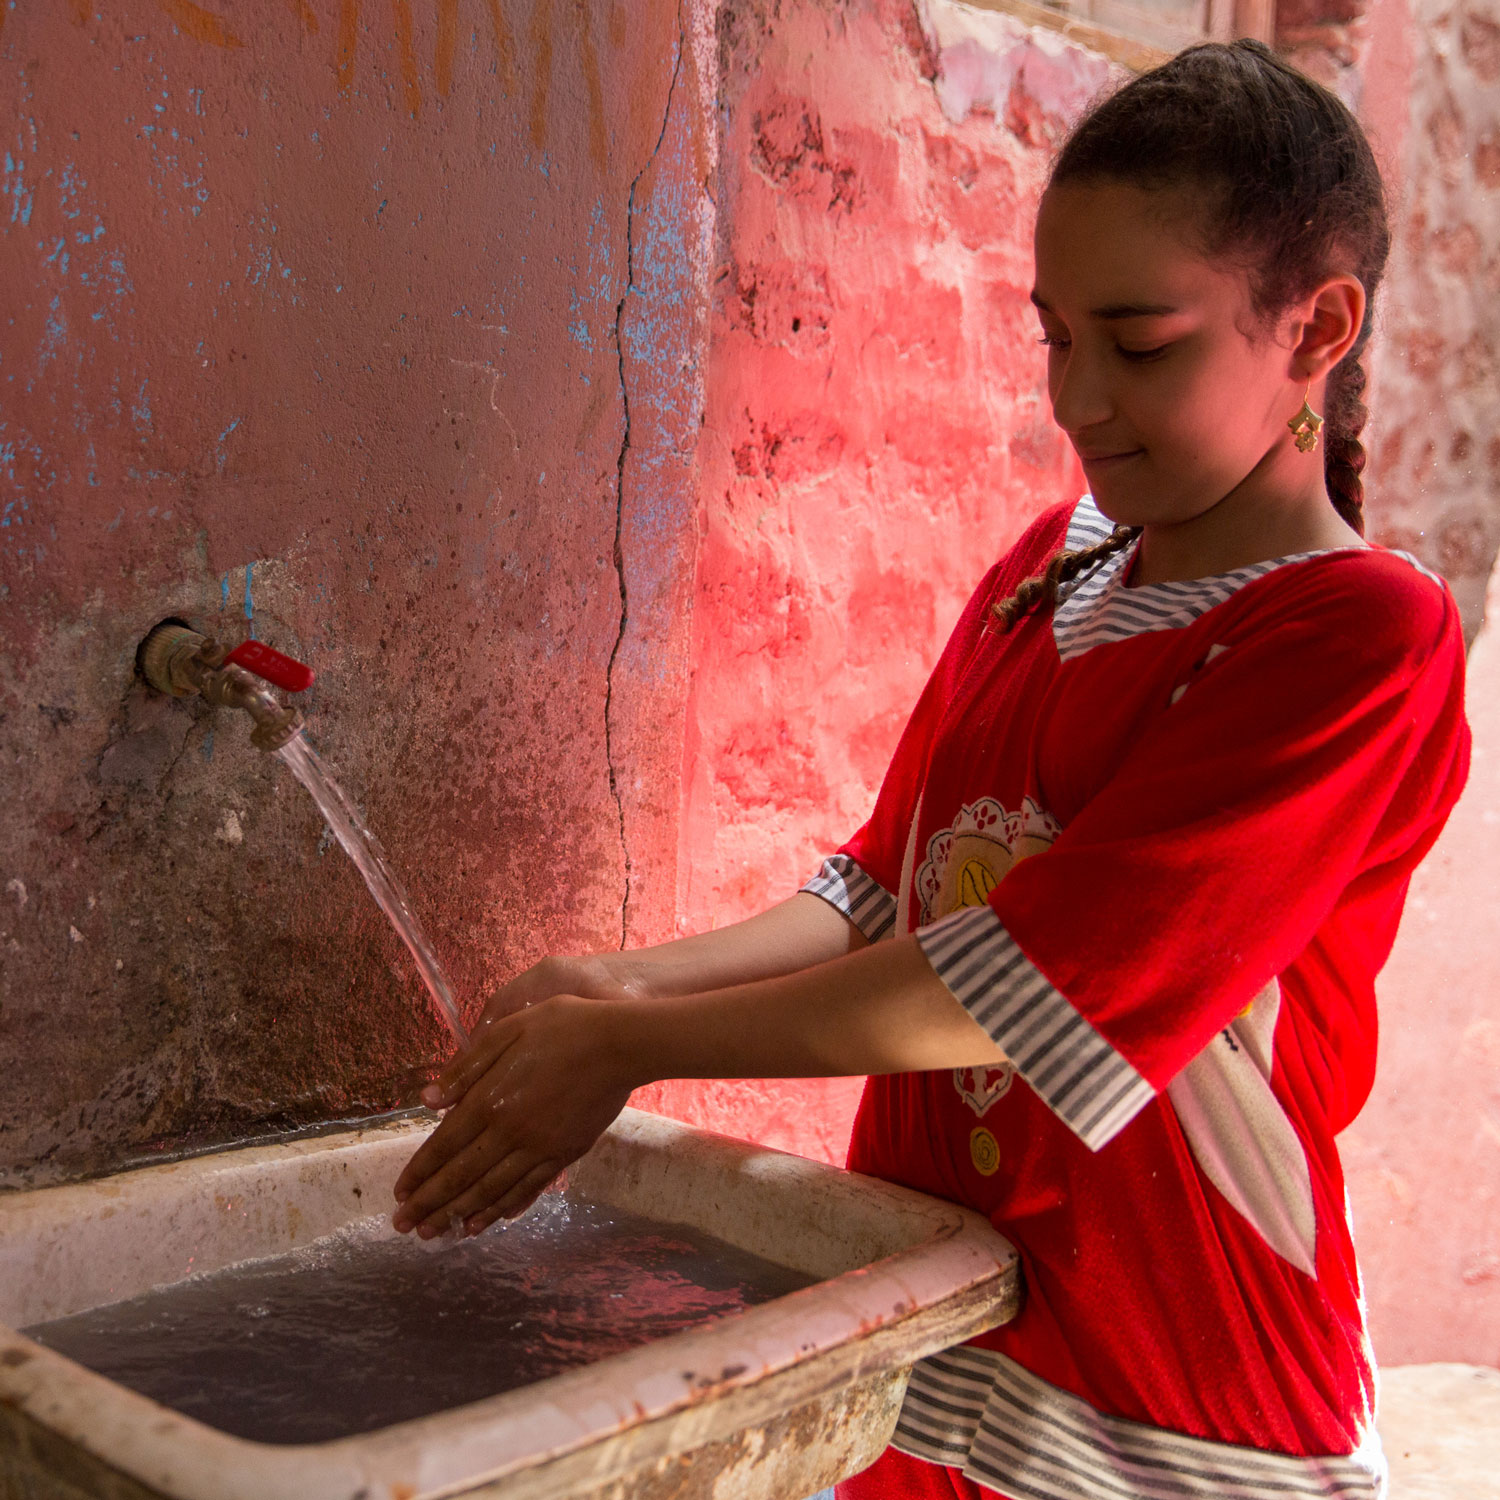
left=391, top=995, right=637, bottom=1237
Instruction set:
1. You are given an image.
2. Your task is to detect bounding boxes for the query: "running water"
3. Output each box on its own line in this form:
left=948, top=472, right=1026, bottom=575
left=276, top=729, right=468, bottom=1048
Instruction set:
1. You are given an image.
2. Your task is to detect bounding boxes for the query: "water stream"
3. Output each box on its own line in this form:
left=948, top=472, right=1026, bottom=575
left=276, top=729, right=469, bottom=1048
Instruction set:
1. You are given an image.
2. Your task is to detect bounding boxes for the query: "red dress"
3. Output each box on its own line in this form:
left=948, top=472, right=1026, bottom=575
left=803, top=496, right=1470, bottom=1500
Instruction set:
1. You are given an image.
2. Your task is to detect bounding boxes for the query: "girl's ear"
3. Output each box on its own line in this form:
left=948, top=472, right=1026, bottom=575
left=1288, top=274, right=1366, bottom=383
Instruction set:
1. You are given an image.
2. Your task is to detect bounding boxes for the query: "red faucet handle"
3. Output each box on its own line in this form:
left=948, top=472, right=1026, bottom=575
left=225, top=640, right=316, bottom=693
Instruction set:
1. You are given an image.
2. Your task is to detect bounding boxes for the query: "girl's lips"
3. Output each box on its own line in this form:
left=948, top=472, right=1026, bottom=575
left=1080, top=449, right=1145, bottom=467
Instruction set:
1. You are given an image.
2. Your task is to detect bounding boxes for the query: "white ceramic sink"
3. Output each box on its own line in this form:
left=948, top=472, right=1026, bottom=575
left=0, top=1108, right=1019, bottom=1500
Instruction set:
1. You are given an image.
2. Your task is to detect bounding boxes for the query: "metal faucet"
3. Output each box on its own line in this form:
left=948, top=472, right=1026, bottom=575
left=137, top=621, right=313, bottom=753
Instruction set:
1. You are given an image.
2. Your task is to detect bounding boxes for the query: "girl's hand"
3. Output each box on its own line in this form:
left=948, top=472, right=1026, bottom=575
left=391, top=994, right=639, bottom=1237
left=466, top=953, right=644, bottom=1040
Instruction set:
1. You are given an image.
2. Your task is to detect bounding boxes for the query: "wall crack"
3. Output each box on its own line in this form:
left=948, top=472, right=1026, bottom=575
left=604, top=2, right=685, bottom=950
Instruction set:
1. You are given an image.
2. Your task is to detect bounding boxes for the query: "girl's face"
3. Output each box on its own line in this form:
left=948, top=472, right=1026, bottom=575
left=1031, top=180, right=1318, bottom=530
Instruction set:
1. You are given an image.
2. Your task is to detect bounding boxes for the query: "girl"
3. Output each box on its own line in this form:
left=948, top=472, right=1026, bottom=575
left=392, top=41, right=1470, bottom=1500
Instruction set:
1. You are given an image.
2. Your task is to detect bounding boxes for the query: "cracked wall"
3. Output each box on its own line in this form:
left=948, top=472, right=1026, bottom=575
left=0, top=0, right=708, bottom=1187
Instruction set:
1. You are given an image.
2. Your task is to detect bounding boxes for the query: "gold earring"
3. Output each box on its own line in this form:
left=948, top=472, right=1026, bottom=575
left=1288, top=387, right=1323, bottom=454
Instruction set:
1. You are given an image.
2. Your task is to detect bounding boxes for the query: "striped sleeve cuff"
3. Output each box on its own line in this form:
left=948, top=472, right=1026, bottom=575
left=800, top=854, right=898, bottom=943
left=917, top=905, right=1154, bottom=1150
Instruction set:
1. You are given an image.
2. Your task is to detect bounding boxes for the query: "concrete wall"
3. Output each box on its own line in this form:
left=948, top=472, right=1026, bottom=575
left=0, top=0, right=710, bottom=1186
left=630, top=0, right=1108, bottom=1158
left=1365, top=0, right=1500, bottom=640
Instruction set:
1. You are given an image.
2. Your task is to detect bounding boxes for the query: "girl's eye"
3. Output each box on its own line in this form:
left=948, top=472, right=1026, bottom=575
left=1036, top=334, right=1070, bottom=350
left=1118, top=344, right=1170, bottom=362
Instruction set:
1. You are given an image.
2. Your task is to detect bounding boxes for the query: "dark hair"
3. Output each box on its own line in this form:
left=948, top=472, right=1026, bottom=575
left=996, top=39, right=1390, bottom=632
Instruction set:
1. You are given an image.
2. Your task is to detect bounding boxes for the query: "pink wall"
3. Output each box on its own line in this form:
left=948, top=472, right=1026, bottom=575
left=1365, top=0, right=1500, bottom=640
left=633, top=0, right=1101, bottom=1160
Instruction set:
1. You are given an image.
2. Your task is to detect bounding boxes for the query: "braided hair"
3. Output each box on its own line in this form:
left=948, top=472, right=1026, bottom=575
left=995, top=39, right=1390, bottom=633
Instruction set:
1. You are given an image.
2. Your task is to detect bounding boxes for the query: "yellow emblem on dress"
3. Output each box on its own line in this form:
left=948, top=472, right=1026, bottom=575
left=970, top=1127, right=1001, bottom=1176
left=957, top=857, right=1000, bottom=908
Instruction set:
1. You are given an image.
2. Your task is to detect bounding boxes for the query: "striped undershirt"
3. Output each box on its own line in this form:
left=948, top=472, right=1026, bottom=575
left=897, top=1346, right=1385, bottom=1500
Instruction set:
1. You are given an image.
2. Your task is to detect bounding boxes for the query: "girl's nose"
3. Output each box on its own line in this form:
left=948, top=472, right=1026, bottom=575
left=1049, top=347, right=1115, bottom=436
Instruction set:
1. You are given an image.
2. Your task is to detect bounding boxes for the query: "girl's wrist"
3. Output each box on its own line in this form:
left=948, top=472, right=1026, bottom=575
left=595, top=993, right=663, bottom=1094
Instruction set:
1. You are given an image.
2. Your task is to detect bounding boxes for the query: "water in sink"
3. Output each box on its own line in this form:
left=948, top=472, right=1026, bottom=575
left=22, top=1196, right=815, bottom=1445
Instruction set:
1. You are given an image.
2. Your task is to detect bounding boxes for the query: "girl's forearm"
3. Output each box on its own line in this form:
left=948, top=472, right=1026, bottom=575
left=601, top=892, right=869, bottom=999
left=613, top=934, right=1007, bottom=1085
left=398, top=934, right=1008, bottom=1238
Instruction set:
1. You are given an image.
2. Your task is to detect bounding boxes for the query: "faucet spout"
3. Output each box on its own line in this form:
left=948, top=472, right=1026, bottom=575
left=138, top=621, right=305, bottom=753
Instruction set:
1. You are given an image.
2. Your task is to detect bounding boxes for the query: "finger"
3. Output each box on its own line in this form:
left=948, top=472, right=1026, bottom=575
left=398, top=1125, right=515, bottom=1235
left=440, top=1152, right=555, bottom=1234
left=413, top=1144, right=533, bottom=1238
left=466, top=1160, right=562, bottom=1235
left=422, top=1024, right=513, bottom=1110
left=475, top=958, right=565, bottom=1030
left=393, top=1094, right=497, bottom=1206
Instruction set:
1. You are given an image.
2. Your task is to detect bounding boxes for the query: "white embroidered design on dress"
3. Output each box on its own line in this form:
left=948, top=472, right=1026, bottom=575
left=915, top=796, right=1059, bottom=1122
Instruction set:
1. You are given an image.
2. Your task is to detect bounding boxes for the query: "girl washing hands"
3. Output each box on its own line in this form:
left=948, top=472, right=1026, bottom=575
left=394, top=41, right=1469, bottom=1500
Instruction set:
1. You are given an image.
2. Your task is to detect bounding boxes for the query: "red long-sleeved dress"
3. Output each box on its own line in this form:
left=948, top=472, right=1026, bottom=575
left=804, top=495, right=1470, bottom=1500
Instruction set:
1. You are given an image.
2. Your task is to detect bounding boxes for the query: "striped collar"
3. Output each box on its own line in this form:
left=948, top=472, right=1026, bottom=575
left=1052, top=495, right=1391, bottom=664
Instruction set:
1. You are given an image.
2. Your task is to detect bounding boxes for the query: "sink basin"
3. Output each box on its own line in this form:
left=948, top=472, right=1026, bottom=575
left=0, top=1108, right=1019, bottom=1500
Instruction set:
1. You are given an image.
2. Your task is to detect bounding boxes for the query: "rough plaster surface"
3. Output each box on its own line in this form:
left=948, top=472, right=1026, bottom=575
left=1366, top=0, right=1500, bottom=639
left=633, top=0, right=1112, bottom=1156
left=1344, top=555, right=1500, bottom=1367
left=0, top=0, right=708, bottom=1186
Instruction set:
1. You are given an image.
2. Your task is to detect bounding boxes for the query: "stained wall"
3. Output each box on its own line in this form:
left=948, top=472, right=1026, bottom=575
left=631, top=0, right=1109, bottom=1157
left=1365, top=0, right=1500, bottom=639
left=0, top=0, right=711, bottom=1186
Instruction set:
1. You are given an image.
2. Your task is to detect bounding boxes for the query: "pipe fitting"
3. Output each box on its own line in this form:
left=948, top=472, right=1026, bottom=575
left=138, top=620, right=304, bottom=753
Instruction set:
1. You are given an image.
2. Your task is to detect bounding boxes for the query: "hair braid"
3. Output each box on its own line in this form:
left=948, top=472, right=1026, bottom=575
left=991, top=525, right=1141, bottom=633
left=1322, top=344, right=1370, bottom=537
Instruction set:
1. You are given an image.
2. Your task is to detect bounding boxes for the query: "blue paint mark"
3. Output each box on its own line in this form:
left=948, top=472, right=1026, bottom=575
left=38, top=294, right=65, bottom=367
left=131, top=380, right=151, bottom=431
left=376, top=198, right=388, bottom=217
left=57, top=162, right=84, bottom=221
left=244, top=563, right=255, bottom=639
left=105, top=508, right=123, bottom=530
left=5, top=149, right=33, bottom=227
left=221, top=575, right=231, bottom=609
left=218, top=416, right=241, bottom=445
left=201, top=730, right=214, bottom=762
